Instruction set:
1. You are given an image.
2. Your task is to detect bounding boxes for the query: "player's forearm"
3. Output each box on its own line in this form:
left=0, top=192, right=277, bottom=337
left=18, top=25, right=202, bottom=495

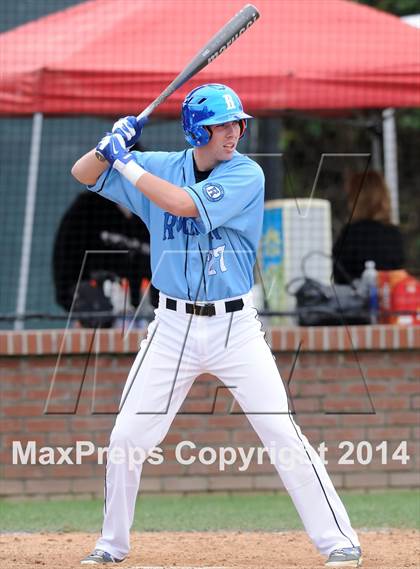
left=71, top=149, right=109, bottom=185
left=92, top=132, right=197, bottom=217
left=135, top=172, right=198, bottom=218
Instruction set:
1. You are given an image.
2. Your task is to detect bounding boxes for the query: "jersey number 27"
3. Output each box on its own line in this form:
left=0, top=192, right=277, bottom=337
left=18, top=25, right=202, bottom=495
left=207, top=245, right=227, bottom=275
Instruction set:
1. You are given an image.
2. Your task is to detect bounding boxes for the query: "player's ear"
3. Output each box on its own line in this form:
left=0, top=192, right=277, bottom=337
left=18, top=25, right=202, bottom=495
left=204, top=126, right=213, bottom=140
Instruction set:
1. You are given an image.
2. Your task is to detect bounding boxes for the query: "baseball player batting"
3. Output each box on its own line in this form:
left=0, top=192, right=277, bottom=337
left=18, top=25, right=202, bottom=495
left=72, top=84, right=362, bottom=567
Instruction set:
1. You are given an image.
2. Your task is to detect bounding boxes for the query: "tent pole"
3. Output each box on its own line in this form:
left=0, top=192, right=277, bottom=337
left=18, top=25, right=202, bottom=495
left=382, top=108, right=400, bottom=224
left=14, top=112, right=43, bottom=330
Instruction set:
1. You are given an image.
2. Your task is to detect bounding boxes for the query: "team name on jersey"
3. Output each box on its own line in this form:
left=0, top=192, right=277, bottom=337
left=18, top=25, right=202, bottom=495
left=163, top=213, right=221, bottom=241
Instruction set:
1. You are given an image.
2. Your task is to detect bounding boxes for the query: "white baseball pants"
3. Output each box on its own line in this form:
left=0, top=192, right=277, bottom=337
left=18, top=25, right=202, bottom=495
left=96, top=293, right=359, bottom=559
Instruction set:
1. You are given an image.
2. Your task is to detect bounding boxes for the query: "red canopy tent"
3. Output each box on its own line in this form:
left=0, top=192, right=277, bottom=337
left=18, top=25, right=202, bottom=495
left=1, top=0, right=419, bottom=116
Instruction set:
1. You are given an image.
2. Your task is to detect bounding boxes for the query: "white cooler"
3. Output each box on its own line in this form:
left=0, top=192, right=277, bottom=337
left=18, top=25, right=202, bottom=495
left=258, top=199, right=333, bottom=319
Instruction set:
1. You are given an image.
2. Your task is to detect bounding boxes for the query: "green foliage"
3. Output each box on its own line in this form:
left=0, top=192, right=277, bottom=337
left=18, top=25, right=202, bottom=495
left=397, top=109, right=420, bottom=131
left=356, top=0, right=420, bottom=17
left=0, top=491, right=418, bottom=532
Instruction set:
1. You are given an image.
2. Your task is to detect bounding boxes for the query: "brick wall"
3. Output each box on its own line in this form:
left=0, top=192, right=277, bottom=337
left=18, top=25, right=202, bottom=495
left=1, top=325, right=419, bottom=498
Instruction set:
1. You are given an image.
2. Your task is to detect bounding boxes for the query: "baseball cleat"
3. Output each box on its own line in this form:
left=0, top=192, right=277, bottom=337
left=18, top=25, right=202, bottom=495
left=325, top=546, right=362, bottom=567
left=81, top=549, right=124, bottom=564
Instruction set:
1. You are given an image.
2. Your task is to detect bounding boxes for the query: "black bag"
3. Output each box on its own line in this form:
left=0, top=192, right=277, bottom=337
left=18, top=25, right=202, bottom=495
left=72, top=271, right=116, bottom=328
left=289, top=277, right=370, bottom=326
left=286, top=253, right=370, bottom=326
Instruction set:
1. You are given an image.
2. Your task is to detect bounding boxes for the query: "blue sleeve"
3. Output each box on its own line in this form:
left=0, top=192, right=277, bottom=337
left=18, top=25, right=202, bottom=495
left=183, top=159, right=264, bottom=234
left=86, top=151, right=151, bottom=228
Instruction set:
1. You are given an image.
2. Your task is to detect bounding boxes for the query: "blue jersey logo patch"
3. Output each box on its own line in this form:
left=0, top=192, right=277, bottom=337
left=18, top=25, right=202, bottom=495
left=203, top=182, right=224, bottom=202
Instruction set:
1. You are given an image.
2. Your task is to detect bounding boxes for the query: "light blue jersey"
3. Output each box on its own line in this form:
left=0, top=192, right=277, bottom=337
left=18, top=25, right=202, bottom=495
left=88, top=148, right=264, bottom=301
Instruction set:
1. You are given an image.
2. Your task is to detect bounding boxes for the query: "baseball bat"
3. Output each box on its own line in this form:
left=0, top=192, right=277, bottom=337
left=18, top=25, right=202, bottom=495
left=96, top=3, right=260, bottom=160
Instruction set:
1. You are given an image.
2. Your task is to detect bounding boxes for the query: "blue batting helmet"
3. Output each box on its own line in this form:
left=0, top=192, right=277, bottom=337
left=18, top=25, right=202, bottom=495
left=182, top=84, right=252, bottom=147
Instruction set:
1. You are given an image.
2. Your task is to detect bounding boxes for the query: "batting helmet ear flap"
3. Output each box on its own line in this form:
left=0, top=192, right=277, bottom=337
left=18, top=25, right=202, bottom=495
left=186, top=125, right=211, bottom=147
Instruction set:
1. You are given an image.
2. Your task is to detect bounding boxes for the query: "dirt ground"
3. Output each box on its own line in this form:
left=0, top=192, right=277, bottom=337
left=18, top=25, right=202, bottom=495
left=0, top=530, right=418, bottom=569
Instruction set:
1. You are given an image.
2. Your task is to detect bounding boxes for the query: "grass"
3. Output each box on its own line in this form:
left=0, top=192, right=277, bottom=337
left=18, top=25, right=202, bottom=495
left=0, top=491, right=418, bottom=533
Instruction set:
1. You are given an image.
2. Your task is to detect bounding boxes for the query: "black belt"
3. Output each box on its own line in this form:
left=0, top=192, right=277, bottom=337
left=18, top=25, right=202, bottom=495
left=166, top=297, right=244, bottom=317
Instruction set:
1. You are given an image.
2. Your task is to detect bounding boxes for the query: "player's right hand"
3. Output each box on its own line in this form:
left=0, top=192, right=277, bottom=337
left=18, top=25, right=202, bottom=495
left=112, top=116, right=147, bottom=148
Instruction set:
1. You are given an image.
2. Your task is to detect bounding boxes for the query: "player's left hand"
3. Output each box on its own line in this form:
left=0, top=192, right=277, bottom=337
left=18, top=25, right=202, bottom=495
left=96, top=133, right=144, bottom=187
left=112, top=116, right=147, bottom=148
left=96, top=133, right=133, bottom=168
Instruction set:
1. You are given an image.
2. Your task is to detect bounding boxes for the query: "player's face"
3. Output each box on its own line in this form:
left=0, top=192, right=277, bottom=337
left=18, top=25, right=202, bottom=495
left=206, top=120, right=241, bottom=162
